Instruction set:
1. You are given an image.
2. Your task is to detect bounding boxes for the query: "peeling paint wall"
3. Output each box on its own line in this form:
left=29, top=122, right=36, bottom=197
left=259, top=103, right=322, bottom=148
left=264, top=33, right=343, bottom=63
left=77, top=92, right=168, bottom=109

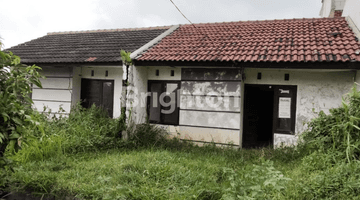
left=245, top=68, right=354, bottom=146
left=273, top=134, right=298, bottom=147
left=144, top=66, right=242, bottom=145
left=132, top=66, right=354, bottom=147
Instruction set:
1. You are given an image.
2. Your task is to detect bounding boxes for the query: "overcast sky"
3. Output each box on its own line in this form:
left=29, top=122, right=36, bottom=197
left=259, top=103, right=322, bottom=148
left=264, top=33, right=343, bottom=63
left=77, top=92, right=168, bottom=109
left=1, top=0, right=322, bottom=49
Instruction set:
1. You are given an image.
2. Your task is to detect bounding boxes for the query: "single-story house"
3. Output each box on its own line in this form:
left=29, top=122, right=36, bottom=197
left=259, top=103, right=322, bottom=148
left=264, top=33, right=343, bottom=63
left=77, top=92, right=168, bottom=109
left=7, top=0, right=360, bottom=148
left=129, top=0, right=360, bottom=147
left=7, top=26, right=174, bottom=118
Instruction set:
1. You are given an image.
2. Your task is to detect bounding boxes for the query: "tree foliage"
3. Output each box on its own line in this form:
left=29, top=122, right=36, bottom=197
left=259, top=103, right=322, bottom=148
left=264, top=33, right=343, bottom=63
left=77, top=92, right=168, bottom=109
left=0, top=41, right=43, bottom=168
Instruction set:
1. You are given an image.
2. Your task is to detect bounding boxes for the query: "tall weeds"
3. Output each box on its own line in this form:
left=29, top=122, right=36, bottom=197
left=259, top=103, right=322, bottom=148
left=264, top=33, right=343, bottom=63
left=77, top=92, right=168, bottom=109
left=301, top=85, right=360, bottom=162
left=13, top=104, right=121, bottom=163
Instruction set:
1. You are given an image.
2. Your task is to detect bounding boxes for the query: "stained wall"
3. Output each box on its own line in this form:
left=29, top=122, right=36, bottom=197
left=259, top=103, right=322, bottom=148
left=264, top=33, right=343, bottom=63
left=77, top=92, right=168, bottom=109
left=131, top=66, right=354, bottom=147
left=244, top=68, right=354, bottom=146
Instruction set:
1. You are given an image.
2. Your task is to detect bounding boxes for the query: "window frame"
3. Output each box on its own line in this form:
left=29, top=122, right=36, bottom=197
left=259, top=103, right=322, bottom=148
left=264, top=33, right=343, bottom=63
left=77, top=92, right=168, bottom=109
left=147, top=80, right=181, bottom=125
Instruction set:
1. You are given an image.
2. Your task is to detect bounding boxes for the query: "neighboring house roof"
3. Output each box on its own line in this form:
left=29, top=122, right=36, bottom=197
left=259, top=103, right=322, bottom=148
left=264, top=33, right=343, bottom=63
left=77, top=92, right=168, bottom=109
left=6, top=26, right=171, bottom=64
left=136, top=17, right=360, bottom=64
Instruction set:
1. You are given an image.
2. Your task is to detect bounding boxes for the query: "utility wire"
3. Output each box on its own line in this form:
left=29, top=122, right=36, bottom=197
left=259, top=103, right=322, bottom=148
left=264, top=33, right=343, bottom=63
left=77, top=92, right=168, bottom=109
left=169, top=0, right=217, bottom=48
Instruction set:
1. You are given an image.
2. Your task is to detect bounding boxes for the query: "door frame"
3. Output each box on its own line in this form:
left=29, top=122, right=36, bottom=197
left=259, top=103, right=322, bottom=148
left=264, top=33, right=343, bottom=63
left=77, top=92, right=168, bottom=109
left=147, top=80, right=181, bottom=125
left=242, top=84, right=297, bottom=147
left=243, top=84, right=275, bottom=147
left=272, top=85, right=297, bottom=135
left=80, top=78, right=115, bottom=117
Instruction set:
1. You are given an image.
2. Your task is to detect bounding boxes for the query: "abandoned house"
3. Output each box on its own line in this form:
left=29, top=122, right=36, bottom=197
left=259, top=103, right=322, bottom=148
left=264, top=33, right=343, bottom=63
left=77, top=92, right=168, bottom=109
left=7, top=0, right=360, bottom=147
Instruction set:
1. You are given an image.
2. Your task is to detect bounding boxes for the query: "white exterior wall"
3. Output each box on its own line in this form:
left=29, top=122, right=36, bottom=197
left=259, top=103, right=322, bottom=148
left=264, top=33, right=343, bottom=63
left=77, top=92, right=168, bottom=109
left=132, top=66, right=355, bottom=147
left=244, top=68, right=354, bottom=146
left=34, top=65, right=123, bottom=118
left=72, top=66, right=123, bottom=118
left=319, top=0, right=347, bottom=17
left=343, top=0, right=360, bottom=31
left=320, top=0, right=334, bottom=17
left=334, top=0, right=346, bottom=10
left=33, top=66, right=73, bottom=115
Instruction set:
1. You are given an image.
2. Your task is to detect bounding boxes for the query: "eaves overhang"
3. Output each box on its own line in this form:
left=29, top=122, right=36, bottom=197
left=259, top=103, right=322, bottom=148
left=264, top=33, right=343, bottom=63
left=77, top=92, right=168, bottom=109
left=21, top=61, right=123, bottom=67
left=134, top=60, right=360, bottom=70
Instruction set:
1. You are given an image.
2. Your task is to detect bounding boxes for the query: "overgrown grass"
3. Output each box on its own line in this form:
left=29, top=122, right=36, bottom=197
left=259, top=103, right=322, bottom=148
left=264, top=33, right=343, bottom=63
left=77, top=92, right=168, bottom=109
left=12, top=104, right=122, bottom=163
left=3, top=86, right=360, bottom=199
left=5, top=145, right=360, bottom=199
left=5, top=147, right=293, bottom=199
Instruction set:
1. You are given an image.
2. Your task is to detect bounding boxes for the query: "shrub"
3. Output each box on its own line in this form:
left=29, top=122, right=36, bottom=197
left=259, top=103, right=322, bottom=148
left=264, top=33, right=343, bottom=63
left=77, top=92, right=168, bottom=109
left=301, top=85, right=360, bottom=162
left=0, top=46, right=43, bottom=168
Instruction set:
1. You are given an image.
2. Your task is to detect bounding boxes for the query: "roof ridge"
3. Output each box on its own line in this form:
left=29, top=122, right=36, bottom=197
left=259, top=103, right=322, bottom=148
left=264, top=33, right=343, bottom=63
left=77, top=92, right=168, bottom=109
left=181, top=17, right=346, bottom=26
left=47, top=25, right=173, bottom=35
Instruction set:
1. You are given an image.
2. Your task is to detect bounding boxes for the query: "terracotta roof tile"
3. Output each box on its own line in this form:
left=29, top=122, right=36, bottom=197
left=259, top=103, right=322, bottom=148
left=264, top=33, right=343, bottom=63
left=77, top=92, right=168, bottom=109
left=138, top=17, right=360, bottom=63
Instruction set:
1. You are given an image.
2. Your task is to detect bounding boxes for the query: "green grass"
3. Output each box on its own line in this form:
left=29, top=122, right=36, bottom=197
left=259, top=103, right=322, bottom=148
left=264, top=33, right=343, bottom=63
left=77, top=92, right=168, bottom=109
left=6, top=147, right=280, bottom=199
left=4, top=142, right=360, bottom=199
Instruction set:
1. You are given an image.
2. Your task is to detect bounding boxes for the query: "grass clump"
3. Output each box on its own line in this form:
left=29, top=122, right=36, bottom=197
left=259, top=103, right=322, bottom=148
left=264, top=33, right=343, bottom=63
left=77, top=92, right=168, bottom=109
left=13, top=104, right=122, bottom=163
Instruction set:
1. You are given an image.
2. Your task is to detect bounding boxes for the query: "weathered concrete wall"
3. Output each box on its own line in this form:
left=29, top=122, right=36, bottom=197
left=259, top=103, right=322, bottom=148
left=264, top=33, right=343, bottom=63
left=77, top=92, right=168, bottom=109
left=133, top=66, right=354, bottom=147
left=72, top=66, right=123, bottom=118
left=245, top=68, right=354, bottom=145
left=128, top=65, right=148, bottom=123
left=144, top=66, right=242, bottom=146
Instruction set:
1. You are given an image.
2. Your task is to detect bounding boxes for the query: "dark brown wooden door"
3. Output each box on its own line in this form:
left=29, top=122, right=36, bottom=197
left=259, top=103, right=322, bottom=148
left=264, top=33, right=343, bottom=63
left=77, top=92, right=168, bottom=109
left=272, top=85, right=297, bottom=135
left=81, top=79, right=114, bottom=117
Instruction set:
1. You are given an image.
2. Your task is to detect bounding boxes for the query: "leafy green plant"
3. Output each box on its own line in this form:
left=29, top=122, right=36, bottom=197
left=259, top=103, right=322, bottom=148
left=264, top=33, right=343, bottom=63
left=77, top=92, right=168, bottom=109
left=120, top=50, right=132, bottom=66
left=0, top=42, right=43, bottom=168
left=301, top=85, right=360, bottom=162
left=220, top=159, right=291, bottom=199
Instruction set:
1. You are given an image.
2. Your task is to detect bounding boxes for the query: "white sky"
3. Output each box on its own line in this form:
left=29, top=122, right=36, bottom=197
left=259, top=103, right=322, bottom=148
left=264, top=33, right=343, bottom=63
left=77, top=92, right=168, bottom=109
left=0, top=0, right=322, bottom=49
